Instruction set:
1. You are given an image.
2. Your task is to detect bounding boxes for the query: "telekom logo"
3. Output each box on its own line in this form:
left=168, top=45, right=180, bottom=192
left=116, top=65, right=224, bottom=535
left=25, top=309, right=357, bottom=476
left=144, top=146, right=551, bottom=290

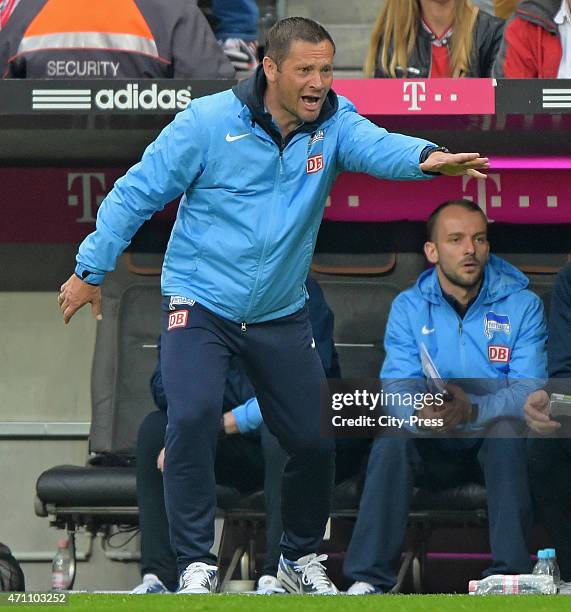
left=402, top=81, right=460, bottom=111
left=403, top=82, right=426, bottom=111
left=67, top=173, right=107, bottom=223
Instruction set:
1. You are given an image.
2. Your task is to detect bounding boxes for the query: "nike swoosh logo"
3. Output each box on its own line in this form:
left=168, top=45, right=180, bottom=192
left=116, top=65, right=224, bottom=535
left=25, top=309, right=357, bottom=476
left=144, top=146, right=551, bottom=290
left=421, top=325, right=435, bottom=335
left=225, top=132, right=250, bottom=142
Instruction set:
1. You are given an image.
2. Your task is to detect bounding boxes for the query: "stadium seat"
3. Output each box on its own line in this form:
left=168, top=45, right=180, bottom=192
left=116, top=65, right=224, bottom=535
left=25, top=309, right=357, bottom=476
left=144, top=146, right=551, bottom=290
left=35, top=249, right=558, bottom=592
left=34, top=254, right=250, bottom=588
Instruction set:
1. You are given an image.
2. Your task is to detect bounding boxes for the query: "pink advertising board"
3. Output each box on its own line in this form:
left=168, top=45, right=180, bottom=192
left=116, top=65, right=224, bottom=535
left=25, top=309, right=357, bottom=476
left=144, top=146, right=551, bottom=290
left=0, top=160, right=568, bottom=243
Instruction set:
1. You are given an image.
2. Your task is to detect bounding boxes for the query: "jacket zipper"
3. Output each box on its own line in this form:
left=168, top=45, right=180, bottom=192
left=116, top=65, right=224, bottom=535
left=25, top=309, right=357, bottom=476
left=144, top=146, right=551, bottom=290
left=241, top=147, right=283, bottom=324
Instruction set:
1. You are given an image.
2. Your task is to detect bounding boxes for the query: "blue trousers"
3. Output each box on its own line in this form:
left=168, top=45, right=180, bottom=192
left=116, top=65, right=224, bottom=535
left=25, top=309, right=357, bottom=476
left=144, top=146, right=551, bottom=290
left=212, top=0, right=259, bottom=40
left=161, top=300, right=334, bottom=572
left=136, top=411, right=286, bottom=589
left=344, top=423, right=533, bottom=591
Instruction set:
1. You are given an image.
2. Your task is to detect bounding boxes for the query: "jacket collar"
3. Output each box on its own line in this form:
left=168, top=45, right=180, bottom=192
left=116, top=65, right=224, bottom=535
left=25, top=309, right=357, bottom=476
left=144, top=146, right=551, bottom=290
left=232, top=64, right=339, bottom=150
left=517, top=0, right=561, bottom=33
left=416, top=255, right=529, bottom=307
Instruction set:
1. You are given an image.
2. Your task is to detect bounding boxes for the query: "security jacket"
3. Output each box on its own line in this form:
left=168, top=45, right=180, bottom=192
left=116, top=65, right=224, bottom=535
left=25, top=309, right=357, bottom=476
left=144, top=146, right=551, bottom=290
left=0, top=0, right=234, bottom=78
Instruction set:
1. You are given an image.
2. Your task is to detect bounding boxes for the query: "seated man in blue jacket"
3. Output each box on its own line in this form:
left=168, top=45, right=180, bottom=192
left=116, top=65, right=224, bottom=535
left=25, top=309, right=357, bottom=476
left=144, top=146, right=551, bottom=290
left=133, top=277, right=364, bottom=593
left=344, top=199, right=547, bottom=594
left=524, top=263, right=571, bottom=591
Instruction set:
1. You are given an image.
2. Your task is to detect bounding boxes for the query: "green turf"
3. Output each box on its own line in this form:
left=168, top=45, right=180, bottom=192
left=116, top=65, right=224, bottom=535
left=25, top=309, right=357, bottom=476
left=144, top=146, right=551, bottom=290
left=23, top=593, right=571, bottom=612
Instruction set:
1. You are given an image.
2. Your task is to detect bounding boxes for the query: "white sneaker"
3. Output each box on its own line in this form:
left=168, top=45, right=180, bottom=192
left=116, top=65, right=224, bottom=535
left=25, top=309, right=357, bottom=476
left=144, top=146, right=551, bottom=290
left=346, top=581, right=383, bottom=595
left=177, top=562, right=218, bottom=594
left=131, top=573, right=170, bottom=594
left=256, top=574, right=286, bottom=594
left=277, top=553, right=338, bottom=594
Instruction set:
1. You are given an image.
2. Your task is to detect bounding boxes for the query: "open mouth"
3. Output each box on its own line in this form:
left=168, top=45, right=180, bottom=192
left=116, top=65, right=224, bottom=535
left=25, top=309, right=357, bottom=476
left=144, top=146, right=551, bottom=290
left=301, top=95, right=321, bottom=111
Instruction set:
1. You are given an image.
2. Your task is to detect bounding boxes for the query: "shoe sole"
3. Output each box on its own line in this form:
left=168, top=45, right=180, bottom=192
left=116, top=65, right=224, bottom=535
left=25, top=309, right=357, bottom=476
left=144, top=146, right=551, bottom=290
left=177, top=577, right=218, bottom=594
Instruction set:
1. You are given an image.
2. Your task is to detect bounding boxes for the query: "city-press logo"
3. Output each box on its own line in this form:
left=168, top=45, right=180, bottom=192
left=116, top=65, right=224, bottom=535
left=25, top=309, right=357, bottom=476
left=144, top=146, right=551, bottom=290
left=32, top=84, right=192, bottom=111
left=484, top=312, right=511, bottom=340
left=542, top=88, right=571, bottom=110
left=403, top=81, right=459, bottom=111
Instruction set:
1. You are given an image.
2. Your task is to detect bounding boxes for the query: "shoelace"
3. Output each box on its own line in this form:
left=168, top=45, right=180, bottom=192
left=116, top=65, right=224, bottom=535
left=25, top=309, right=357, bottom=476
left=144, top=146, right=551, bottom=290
left=299, top=554, right=332, bottom=592
left=181, top=564, right=214, bottom=590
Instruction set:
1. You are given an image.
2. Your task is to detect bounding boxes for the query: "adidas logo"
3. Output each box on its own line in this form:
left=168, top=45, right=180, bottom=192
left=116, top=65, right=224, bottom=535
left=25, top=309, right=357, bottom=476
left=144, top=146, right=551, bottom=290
left=32, top=84, right=192, bottom=111
left=94, top=84, right=192, bottom=110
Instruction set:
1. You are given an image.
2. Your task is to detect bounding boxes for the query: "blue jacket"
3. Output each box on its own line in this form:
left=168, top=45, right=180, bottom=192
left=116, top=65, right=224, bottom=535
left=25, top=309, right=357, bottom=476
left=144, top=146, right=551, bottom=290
left=381, top=255, right=547, bottom=429
left=548, top=264, right=571, bottom=380
left=151, top=276, right=340, bottom=433
left=76, top=67, right=436, bottom=324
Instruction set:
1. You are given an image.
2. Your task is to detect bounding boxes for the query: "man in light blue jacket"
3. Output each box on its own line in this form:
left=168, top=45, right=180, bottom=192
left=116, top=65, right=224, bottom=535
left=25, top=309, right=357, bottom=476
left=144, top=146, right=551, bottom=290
left=344, top=199, right=547, bottom=594
left=57, top=17, right=489, bottom=594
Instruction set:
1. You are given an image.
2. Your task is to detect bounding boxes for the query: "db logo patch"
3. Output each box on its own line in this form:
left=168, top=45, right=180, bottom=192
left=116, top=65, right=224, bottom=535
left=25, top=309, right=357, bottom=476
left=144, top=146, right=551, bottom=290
left=307, top=154, right=324, bottom=174
left=488, top=345, right=511, bottom=363
left=167, top=310, right=189, bottom=331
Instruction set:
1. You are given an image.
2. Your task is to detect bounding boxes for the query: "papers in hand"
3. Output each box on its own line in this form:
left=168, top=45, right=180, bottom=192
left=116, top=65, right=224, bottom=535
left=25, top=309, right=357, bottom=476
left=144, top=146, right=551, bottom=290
left=420, top=342, right=450, bottom=399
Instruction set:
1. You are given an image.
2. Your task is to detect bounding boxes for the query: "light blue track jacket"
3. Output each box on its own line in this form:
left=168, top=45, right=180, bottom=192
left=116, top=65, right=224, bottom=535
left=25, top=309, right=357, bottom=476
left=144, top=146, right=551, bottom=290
left=76, top=73, right=436, bottom=323
left=381, top=255, right=548, bottom=430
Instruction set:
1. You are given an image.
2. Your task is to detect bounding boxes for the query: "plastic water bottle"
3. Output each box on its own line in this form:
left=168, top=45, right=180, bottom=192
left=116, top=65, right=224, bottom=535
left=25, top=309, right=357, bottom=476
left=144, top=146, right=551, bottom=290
left=532, top=549, right=551, bottom=577
left=545, top=549, right=561, bottom=586
left=468, top=574, right=557, bottom=595
left=51, top=539, right=71, bottom=591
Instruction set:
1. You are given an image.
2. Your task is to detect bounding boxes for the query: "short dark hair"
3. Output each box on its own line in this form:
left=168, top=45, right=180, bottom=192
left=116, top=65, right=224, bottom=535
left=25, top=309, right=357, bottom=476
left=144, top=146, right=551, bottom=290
left=427, top=199, right=488, bottom=241
left=265, top=17, right=335, bottom=67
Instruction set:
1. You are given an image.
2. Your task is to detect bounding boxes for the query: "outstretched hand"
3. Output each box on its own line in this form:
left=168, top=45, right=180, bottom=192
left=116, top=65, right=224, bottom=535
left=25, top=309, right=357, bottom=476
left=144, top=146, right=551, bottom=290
left=58, top=274, right=102, bottom=324
left=420, top=151, right=489, bottom=179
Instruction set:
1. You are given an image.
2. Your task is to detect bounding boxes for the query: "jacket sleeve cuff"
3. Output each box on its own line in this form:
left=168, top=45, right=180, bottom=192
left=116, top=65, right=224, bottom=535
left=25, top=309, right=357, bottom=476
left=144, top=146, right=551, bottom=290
left=232, top=406, right=248, bottom=433
left=419, top=145, right=451, bottom=176
left=74, top=263, right=105, bottom=286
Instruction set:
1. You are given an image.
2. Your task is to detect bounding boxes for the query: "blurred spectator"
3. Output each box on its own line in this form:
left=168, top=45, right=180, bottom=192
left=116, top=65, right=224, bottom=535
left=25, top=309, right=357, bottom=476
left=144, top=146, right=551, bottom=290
left=0, top=0, right=20, bottom=29
left=493, top=0, right=569, bottom=78
left=525, top=264, right=571, bottom=587
left=213, top=0, right=259, bottom=78
left=472, top=0, right=519, bottom=19
left=0, top=0, right=234, bottom=78
left=364, top=0, right=504, bottom=78
left=343, top=200, right=547, bottom=594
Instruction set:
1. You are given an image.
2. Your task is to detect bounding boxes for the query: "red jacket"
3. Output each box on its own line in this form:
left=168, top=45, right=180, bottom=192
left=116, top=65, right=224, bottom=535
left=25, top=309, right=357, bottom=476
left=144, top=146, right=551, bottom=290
left=493, top=0, right=562, bottom=78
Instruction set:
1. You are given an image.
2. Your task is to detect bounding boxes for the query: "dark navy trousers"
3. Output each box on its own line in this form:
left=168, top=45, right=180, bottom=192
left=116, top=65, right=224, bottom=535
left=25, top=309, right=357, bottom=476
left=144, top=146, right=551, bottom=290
left=344, top=422, right=533, bottom=591
left=160, top=300, right=335, bottom=572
